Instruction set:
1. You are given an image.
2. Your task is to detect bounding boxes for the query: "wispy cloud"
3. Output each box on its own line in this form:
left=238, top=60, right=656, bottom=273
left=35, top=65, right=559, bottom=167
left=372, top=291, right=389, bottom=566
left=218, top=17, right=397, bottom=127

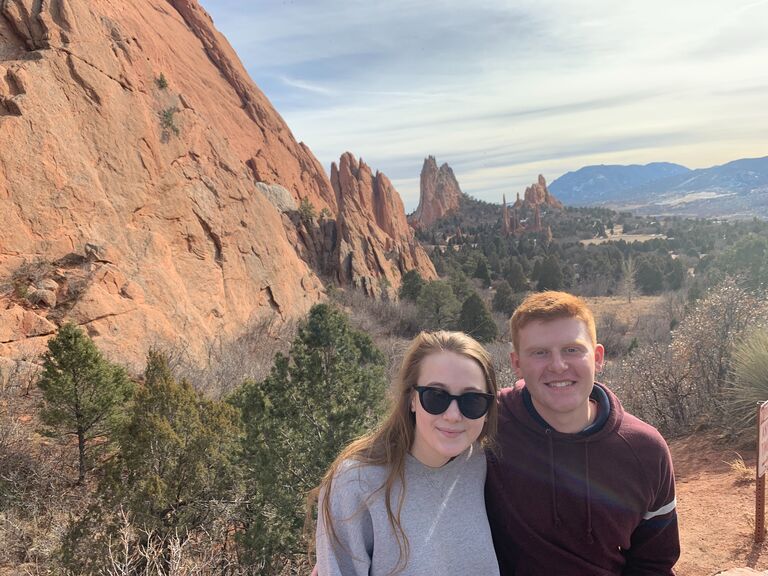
left=734, top=0, right=768, bottom=16
left=202, top=0, right=768, bottom=210
left=278, top=76, right=335, bottom=96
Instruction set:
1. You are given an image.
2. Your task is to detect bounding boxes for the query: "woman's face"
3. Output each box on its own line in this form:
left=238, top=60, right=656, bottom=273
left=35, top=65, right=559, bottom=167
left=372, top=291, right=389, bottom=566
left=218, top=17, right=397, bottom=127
left=410, top=350, right=489, bottom=467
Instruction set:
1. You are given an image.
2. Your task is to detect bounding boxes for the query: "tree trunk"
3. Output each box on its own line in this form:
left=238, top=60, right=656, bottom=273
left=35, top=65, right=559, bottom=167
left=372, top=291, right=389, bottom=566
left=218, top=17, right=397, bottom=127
left=77, top=428, right=86, bottom=484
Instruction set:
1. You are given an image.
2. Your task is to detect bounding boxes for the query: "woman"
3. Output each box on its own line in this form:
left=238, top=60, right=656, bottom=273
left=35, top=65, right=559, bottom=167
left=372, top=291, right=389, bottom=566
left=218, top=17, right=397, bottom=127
left=310, top=331, right=500, bottom=576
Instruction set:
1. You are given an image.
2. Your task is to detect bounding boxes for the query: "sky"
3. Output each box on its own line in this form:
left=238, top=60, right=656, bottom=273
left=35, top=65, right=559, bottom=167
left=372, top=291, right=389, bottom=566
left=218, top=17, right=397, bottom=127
left=200, top=0, right=768, bottom=211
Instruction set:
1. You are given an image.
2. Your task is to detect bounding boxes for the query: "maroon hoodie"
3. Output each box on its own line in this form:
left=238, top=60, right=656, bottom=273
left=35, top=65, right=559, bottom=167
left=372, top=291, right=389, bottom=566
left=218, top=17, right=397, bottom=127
left=485, top=382, right=679, bottom=576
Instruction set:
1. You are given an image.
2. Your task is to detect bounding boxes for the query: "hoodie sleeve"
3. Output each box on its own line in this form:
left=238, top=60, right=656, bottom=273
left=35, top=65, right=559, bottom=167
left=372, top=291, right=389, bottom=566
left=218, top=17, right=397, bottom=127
left=622, top=434, right=680, bottom=576
left=316, top=462, right=374, bottom=576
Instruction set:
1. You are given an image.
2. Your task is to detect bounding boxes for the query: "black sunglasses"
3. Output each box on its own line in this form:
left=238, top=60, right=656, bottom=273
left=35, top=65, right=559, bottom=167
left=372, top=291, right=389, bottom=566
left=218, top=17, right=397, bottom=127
left=414, top=386, right=494, bottom=420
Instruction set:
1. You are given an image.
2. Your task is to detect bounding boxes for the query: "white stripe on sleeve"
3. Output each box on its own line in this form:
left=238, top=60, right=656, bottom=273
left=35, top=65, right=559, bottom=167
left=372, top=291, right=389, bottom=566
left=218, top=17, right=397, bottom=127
left=642, top=497, right=677, bottom=520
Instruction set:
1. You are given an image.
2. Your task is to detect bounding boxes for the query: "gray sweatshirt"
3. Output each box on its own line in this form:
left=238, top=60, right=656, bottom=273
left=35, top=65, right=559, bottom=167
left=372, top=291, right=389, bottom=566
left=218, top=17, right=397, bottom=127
left=316, top=443, right=500, bottom=576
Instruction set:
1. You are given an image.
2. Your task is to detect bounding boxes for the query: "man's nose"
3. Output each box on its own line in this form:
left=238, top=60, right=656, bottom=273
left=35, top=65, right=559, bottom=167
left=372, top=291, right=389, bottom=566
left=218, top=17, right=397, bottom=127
left=549, top=352, right=567, bottom=372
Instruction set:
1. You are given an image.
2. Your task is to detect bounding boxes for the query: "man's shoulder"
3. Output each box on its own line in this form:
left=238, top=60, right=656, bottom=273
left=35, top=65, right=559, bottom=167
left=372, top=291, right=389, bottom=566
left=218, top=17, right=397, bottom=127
left=615, top=410, right=673, bottom=464
left=498, top=381, right=524, bottom=403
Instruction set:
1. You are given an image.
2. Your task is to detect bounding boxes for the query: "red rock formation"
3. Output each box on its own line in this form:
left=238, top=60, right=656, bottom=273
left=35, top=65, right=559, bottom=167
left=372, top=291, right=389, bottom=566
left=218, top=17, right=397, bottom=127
left=502, top=176, right=563, bottom=237
left=409, top=156, right=462, bottom=228
left=0, top=0, right=429, bottom=366
left=331, top=153, right=436, bottom=298
left=523, top=175, right=563, bottom=209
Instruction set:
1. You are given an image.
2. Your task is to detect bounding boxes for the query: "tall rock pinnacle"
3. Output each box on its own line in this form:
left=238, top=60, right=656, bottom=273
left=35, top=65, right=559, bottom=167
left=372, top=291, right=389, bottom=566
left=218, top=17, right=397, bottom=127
left=409, top=156, right=463, bottom=228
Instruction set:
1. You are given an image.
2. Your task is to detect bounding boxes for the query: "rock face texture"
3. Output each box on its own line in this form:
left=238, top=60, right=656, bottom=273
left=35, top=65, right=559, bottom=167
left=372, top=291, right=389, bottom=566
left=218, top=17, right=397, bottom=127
left=502, top=176, right=561, bottom=237
left=0, top=0, right=430, bottom=367
left=330, top=153, right=436, bottom=298
left=521, top=175, right=564, bottom=209
left=409, top=156, right=463, bottom=228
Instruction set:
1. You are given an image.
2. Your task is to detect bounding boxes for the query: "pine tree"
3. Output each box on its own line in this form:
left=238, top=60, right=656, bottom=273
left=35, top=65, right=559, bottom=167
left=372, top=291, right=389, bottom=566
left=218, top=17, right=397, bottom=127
left=38, top=323, right=133, bottom=483
left=474, top=258, right=491, bottom=288
left=492, top=280, right=518, bottom=316
left=503, top=258, right=528, bottom=292
left=537, top=255, right=563, bottom=291
left=417, top=280, right=461, bottom=330
left=105, top=350, right=241, bottom=535
left=636, top=257, right=664, bottom=294
left=399, top=269, right=425, bottom=302
left=459, top=293, right=498, bottom=343
left=448, top=269, right=474, bottom=303
left=234, top=304, right=387, bottom=570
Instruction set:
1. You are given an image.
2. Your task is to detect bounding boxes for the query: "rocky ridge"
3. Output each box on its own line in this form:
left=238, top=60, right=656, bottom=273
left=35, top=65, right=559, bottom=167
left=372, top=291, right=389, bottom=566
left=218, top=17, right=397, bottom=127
left=330, top=153, right=436, bottom=297
left=409, top=156, right=463, bottom=228
left=0, top=0, right=433, bottom=367
left=517, top=175, right=563, bottom=210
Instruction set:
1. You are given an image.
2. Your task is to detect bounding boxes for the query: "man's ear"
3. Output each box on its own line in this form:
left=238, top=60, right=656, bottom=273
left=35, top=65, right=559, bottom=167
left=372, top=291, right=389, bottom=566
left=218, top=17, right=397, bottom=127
left=594, top=343, right=606, bottom=373
left=510, top=351, right=522, bottom=378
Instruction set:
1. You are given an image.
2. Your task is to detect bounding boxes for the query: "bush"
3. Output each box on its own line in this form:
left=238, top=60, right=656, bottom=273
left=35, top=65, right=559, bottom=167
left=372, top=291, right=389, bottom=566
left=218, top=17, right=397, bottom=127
left=399, top=269, right=424, bottom=302
left=233, top=304, right=387, bottom=572
left=492, top=281, right=517, bottom=316
left=459, top=293, right=498, bottom=343
left=108, top=350, right=241, bottom=534
left=160, top=106, right=180, bottom=137
left=61, top=350, right=242, bottom=574
left=416, top=280, right=460, bottom=330
left=725, top=329, right=768, bottom=432
left=298, top=197, right=316, bottom=226
left=155, top=73, right=168, bottom=90
left=607, top=278, right=768, bottom=435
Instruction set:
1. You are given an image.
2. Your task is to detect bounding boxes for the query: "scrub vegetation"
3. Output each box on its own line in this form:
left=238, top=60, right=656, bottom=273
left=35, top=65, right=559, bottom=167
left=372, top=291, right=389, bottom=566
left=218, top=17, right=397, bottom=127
left=2, top=208, right=768, bottom=574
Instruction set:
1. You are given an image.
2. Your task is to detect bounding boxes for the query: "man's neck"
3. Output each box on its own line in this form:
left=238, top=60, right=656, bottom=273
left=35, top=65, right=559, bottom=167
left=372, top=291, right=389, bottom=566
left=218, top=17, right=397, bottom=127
left=521, top=386, right=606, bottom=434
left=537, top=399, right=596, bottom=434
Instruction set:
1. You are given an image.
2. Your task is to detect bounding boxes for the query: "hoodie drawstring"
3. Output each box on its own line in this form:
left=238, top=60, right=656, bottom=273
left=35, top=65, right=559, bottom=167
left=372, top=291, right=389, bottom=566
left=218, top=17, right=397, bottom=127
left=546, top=429, right=561, bottom=527
left=585, top=442, right=594, bottom=544
left=546, top=430, right=595, bottom=543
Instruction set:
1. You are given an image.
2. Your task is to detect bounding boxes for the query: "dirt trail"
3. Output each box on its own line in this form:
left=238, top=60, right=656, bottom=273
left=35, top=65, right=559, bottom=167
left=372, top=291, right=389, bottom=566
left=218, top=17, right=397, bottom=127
left=672, top=434, right=768, bottom=575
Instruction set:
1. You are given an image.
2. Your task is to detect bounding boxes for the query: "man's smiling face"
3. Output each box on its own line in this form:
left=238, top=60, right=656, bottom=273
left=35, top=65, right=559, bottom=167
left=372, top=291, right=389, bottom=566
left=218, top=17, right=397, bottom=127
left=511, top=316, right=604, bottom=433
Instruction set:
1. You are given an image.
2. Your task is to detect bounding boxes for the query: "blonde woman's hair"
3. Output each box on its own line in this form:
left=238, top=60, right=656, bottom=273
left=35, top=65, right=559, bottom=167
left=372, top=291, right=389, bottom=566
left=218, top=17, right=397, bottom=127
left=307, top=330, right=498, bottom=574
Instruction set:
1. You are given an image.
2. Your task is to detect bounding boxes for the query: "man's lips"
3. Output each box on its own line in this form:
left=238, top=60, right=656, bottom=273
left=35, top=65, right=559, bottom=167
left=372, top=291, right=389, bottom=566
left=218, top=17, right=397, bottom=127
left=545, top=380, right=575, bottom=388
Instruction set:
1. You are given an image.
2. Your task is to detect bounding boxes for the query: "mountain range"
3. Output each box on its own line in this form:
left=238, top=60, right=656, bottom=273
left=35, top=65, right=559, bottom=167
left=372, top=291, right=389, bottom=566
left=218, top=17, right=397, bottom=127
left=549, top=156, right=768, bottom=218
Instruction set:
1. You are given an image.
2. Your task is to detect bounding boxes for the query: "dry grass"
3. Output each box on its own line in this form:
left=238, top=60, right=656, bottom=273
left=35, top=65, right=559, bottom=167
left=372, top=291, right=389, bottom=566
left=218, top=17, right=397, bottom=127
left=724, top=453, right=755, bottom=486
left=585, top=294, right=666, bottom=326
left=580, top=233, right=665, bottom=246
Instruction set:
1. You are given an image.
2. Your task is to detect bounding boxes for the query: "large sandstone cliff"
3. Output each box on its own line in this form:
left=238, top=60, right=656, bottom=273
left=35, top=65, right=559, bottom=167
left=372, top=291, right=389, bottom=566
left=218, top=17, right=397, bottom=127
left=0, top=0, right=433, bottom=367
left=408, top=156, right=463, bottom=229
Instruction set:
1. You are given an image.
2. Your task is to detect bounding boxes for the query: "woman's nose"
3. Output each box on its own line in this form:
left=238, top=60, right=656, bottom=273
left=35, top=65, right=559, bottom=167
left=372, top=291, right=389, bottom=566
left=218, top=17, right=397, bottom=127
left=443, top=398, right=462, bottom=420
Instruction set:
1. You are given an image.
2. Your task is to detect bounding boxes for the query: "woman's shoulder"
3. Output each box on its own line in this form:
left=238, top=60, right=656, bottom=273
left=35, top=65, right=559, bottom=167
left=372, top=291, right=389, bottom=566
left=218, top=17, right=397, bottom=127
left=330, top=458, right=388, bottom=493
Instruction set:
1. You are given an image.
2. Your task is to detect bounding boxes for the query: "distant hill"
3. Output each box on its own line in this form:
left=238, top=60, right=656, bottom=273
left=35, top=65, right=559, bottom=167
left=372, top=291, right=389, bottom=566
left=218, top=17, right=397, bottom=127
left=550, top=156, right=768, bottom=218
left=550, top=162, right=690, bottom=205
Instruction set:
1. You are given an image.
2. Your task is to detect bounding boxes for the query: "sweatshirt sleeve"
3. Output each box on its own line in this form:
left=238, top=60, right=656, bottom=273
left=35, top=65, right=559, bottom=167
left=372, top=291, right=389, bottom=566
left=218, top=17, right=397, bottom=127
left=316, top=462, right=374, bottom=576
left=622, top=434, right=680, bottom=576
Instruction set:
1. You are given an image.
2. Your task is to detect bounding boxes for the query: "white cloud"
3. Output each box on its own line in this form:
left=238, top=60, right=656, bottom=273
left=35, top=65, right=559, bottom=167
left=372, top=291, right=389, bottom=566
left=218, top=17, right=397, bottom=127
left=202, top=0, right=768, bottom=210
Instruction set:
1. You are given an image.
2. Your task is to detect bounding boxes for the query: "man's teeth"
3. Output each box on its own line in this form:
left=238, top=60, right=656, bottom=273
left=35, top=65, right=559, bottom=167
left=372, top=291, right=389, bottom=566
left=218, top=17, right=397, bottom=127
left=547, top=381, right=573, bottom=388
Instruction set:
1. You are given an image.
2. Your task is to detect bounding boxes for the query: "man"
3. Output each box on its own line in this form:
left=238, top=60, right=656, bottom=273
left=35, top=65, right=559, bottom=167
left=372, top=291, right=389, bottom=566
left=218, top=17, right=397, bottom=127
left=485, top=291, right=679, bottom=575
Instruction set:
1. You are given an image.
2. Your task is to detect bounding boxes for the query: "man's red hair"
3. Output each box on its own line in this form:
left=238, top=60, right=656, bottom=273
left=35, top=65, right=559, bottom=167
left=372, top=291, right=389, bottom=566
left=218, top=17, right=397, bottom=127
left=510, top=291, right=597, bottom=352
